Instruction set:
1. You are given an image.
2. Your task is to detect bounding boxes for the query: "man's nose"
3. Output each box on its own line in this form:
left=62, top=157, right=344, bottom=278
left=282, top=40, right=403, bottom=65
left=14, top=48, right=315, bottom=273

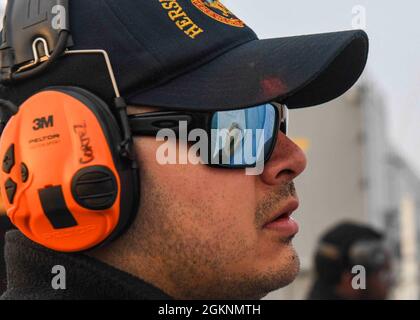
left=260, top=132, right=307, bottom=185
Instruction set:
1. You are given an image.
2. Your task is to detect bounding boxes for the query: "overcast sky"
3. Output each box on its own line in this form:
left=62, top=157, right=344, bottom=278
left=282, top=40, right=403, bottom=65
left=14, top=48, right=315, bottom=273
left=0, top=0, right=419, bottom=174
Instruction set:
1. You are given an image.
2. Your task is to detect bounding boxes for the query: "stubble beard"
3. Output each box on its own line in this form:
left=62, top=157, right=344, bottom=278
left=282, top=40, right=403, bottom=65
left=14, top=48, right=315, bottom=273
left=133, top=173, right=300, bottom=299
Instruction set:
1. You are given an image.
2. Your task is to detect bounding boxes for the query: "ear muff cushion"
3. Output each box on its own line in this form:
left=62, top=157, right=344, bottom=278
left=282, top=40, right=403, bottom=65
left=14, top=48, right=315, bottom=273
left=50, top=87, right=140, bottom=246
left=0, top=87, right=139, bottom=252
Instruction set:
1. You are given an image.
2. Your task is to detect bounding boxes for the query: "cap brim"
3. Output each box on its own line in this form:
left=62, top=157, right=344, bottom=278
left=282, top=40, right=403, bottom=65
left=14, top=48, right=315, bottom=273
left=127, top=30, right=369, bottom=111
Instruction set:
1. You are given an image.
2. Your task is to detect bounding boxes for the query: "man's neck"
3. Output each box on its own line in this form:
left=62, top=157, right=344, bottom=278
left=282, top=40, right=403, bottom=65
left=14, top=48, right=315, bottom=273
left=89, top=237, right=179, bottom=299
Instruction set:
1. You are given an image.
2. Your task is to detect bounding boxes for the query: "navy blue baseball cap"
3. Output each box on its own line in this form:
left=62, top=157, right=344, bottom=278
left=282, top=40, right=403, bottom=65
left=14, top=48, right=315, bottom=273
left=0, top=0, right=369, bottom=111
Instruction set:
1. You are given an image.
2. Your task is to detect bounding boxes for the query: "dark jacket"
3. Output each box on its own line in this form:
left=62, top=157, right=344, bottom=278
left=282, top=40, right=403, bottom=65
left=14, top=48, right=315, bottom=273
left=0, top=216, right=15, bottom=295
left=1, top=230, right=172, bottom=300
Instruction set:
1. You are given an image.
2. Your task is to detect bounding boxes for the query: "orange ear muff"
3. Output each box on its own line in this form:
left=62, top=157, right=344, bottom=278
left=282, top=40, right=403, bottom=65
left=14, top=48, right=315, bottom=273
left=0, top=87, right=139, bottom=252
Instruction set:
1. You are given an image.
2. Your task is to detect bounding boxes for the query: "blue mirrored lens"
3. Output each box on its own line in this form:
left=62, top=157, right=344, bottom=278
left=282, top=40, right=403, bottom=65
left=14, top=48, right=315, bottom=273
left=211, top=104, right=276, bottom=166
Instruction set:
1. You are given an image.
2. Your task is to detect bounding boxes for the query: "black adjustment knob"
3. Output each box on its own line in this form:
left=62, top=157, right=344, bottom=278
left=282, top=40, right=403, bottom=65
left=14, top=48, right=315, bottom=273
left=5, top=178, right=17, bottom=204
left=3, top=144, right=15, bottom=174
left=71, top=166, right=118, bottom=211
left=21, top=163, right=29, bottom=182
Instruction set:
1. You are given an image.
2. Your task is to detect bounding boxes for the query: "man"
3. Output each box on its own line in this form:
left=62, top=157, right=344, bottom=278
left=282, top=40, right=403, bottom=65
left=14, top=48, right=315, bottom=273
left=0, top=0, right=368, bottom=300
left=307, top=222, right=393, bottom=300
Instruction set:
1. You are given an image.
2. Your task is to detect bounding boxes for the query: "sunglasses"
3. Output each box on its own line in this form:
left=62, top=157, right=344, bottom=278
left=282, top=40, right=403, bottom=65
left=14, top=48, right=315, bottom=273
left=128, top=103, right=288, bottom=168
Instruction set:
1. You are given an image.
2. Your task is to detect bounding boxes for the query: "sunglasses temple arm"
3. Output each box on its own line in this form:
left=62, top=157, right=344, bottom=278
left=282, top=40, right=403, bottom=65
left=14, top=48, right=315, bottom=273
left=129, top=113, right=194, bottom=136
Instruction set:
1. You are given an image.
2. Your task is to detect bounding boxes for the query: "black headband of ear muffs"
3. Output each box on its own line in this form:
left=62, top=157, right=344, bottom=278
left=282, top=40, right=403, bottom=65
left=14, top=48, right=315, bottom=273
left=0, top=0, right=72, bottom=84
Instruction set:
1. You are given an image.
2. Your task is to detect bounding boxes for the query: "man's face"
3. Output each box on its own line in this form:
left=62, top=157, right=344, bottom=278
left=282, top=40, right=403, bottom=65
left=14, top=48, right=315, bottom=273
left=364, top=261, right=393, bottom=300
left=126, top=107, right=307, bottom=299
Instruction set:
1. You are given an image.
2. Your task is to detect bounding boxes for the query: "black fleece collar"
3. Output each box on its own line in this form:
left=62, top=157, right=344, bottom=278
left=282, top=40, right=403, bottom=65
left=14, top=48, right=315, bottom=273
left=1, top=231, right=172, bottom=300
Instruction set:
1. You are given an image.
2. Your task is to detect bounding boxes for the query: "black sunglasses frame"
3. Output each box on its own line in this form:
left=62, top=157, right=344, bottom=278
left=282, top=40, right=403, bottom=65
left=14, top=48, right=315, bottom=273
left=128, top=103, right=288, bottom=169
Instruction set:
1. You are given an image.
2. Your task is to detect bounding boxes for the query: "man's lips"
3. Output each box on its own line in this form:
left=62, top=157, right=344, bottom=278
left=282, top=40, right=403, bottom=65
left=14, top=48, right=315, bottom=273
left=263, top=199, right=300, bottom=237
